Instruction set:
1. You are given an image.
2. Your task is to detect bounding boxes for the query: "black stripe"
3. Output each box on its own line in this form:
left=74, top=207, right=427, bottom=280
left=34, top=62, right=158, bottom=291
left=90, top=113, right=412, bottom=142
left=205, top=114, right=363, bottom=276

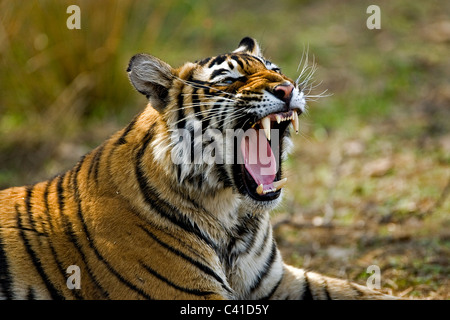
left=201, top=108, right=213, bottom=134
left=187, top=174, right=204, bottom=190
left=177, top=90, right=186, bottom=129
left=227, top=214, right=260, bottom=256
left=259, top=273, right=283, bottom=300
left=214, top=104, right=235, bottom=188
left=114, top=115, right=138, bottom=146
left=138, top=225, right=231, bottom=293
left=185, top=67, right=195, bottom=83
left=71, top=158, right=110, bottom=298
left=202, top=98, right=225, bottom=134
left=134, top=127, right=217, bottom=251
left=140, top=262, right=214, bottom=297
left=242, top=53, right=262, bottom=65
left=254, top=223, right=271, bottom=257
left=237, top=76, right=248, bottom=83
left=189, top=126, right=195, bottom=164
left=191, top=87, right=202, bottom=122
left=43, top=180, right=54, bottom=231
left=57, top=172, right=112, bottom=299
left=301, top=272, right=314, bottom=300
left=198, top=173, right=204, bottom=189
left=176, top=164, right=183, bottom=184
left=24, top=186, right=35, bottom=229
left=241, top=215, right=262, bottom=254
left=27, top=287, right=36, bottom=300
left=249, top=240, right=277, bottom=293
left=0, top=230, right=13, bottom=299
left=23, top=183, right=78, bottom=298
left=16, top=204, right=64, bottom=300
left=88, top=144, right=105, bottom=184
left=42, top=178, right=81, bottom=300
left=0, top=226, right=46, bottom=236
left=230, top=55, right=245, bottom=70
left=217, top=103, right=228, bottom=130
left=210, top=68, right=228, bottom=80
left=72, top=159, right=153, bottom=299
left=24, top=185, right=45, bottom=246
left=215, top=163, right=233, bottom=188
left=156, top=223, right=212, bottom=265
left=56, top=175, right=64, bottom=212
left=239, top=224, right=260, bottom=255
left=197, top=57, right=212, bottom=66
left=208, top=55, right=227, bottom=68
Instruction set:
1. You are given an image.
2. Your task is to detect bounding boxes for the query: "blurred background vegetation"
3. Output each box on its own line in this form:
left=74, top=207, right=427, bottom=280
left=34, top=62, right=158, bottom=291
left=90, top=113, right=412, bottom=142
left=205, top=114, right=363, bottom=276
left=0, top=0, right=449, bottom=298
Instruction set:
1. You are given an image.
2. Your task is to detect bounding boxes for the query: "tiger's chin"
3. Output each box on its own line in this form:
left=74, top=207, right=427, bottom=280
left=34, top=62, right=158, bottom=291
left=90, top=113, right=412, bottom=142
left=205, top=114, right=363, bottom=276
left=241, top=188, right=284, bottom=212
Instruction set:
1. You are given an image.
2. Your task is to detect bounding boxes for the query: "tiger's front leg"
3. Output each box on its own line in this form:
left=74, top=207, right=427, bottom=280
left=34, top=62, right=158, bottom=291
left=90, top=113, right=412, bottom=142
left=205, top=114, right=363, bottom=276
left=270, top=264, right=397, bottom=300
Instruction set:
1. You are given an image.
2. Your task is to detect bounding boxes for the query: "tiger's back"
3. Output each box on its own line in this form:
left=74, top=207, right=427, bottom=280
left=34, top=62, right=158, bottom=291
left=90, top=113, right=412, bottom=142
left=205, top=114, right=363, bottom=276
left=1, top=37, right=396, bottom=300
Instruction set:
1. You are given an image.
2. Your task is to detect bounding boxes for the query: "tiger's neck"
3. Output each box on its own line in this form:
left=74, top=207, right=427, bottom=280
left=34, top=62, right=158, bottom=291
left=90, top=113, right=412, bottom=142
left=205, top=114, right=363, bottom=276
left=82, top=106, right=279, bottom=298
left=97, top=107, right=267, bottom=242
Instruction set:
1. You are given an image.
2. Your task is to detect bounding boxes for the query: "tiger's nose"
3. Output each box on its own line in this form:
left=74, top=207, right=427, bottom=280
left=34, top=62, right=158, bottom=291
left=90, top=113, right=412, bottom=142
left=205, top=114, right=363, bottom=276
left=273, top=83, right=294, bottom=103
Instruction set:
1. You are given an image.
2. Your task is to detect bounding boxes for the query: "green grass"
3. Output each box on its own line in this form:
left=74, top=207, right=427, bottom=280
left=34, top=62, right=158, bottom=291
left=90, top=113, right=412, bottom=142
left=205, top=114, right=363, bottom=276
left=1, top=0, right=449, bottom=299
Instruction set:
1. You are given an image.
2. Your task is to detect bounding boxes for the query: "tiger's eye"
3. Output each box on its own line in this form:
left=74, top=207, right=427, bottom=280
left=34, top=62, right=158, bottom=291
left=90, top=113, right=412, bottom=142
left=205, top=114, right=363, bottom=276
left=222, top=79, right=235, bottom=85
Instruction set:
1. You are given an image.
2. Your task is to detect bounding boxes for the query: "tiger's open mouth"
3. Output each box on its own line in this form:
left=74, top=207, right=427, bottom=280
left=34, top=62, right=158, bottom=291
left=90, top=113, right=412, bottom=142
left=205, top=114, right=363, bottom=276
left=236, top=109, right=300, bottom=201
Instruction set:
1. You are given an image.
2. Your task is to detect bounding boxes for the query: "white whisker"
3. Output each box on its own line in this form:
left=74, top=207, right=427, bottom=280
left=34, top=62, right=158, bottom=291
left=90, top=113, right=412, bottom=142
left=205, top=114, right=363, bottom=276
left=170, top=104, right=239, bottom=127
left=181, top=93, right=238, bottom=104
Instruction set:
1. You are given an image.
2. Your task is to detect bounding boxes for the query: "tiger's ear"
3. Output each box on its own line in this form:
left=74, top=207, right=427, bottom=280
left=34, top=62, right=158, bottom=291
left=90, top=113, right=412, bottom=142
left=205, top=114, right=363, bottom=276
left=233, top=37, right=262, bottom=57
left=127, top=54, right=174, bottom=111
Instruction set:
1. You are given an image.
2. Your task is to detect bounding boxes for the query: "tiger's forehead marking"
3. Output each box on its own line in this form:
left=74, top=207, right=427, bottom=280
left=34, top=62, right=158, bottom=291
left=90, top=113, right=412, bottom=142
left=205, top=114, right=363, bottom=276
left=195, top=55, right=241, bottom=82
left=195, top=53, right=279, bottom=82
left=208, top=56, right=240, bottom=73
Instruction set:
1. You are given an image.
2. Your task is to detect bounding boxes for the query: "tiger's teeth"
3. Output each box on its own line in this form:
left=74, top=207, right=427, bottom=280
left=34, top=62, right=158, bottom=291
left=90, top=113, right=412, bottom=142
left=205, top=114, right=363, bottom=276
left=275, top=115, right=281, bottom=124
left=261, top=116, right=271, bottom=141
left=256, top=184, right=264, bottom=195
left=292, top=110, right=299, bottom=134
left=273, top=178, right=288, bottom=190
left=256, top=179, right=288, bottom=196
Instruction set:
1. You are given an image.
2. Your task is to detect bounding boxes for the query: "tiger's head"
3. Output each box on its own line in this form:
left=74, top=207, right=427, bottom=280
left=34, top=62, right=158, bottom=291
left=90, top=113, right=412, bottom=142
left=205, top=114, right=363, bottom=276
left=127, top=37, right=308, bottom=210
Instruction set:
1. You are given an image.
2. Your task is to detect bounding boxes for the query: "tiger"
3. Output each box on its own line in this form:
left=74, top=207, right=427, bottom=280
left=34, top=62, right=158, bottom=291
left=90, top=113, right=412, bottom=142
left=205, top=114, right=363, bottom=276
left=0, top=37, right=396, bottom=300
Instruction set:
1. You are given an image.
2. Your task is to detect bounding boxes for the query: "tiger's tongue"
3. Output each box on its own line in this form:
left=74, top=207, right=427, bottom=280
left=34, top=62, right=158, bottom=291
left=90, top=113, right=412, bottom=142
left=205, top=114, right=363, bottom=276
left=241, top=129, right=277, bottom=190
